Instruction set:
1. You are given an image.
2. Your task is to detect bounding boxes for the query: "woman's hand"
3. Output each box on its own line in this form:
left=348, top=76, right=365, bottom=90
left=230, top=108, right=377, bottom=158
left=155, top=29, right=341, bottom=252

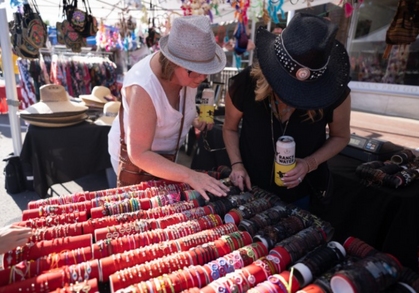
left=192, top=117, right=214, bottom=131
left=229, top=164, right=252, bottom=191
left=281, top=158, right=309, bottom=189
left=0, top=225, right=32, bottom=254
left=188, top=171, right=230, bottom=201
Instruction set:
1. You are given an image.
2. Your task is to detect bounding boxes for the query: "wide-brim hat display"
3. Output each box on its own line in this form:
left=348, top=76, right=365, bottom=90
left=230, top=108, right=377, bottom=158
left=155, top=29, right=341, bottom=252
left=18, top=114, right=88, bottom=127
left=256, top=13, right=350, bottom=110
left=19, top=84, right=88, bottom=127
left=20, top=84, right=88, bottom=114
left=159, top=15, right=226, bottom=75
left=79, top=86, right=114, bottom=108
left=94, top=101, right=121, bottom=126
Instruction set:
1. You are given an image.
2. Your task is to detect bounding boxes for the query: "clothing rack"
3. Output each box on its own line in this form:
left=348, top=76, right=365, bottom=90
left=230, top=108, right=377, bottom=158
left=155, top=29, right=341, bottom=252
left=39, top=47, right=114, bottom=57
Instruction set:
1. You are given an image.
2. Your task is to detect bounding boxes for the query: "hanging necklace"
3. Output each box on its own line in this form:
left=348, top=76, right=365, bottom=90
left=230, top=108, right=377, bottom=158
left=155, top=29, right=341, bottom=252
left=269, top=94, right=294, bottom=123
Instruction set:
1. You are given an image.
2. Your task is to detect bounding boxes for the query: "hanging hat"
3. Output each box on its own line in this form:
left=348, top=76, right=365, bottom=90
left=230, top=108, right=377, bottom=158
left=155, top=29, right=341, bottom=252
left=94, top=101, right=121, bottom=126
left=256, top=13, right=350, bottom=110
left=159, top=15, right=226, bottom=75
left=20, top=84, right=88, bottom=115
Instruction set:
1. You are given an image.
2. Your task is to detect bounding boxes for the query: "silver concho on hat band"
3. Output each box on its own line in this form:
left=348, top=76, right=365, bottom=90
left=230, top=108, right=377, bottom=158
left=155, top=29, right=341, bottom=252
left=296, top=68, right=310, bottom=81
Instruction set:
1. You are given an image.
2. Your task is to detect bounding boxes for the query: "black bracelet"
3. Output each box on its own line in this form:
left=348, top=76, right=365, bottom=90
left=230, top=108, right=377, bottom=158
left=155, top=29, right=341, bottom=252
left=231, top=161, right=243, bottom=167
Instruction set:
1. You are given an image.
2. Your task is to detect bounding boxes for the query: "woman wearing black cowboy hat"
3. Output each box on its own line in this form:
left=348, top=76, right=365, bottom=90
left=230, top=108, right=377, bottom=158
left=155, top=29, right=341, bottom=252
left=223, top=13, right=351, bottom=211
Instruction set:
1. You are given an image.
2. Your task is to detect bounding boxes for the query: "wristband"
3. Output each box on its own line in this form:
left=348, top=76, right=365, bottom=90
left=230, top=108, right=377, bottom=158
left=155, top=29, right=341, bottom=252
left=231, top=161, right=244, bottom=167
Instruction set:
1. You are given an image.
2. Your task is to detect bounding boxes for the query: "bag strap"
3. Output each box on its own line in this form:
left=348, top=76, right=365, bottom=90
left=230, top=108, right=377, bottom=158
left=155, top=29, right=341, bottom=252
left=119, top=87, right=187, bottom=157
left=81, top=0, right=92, bottom=15
left=175, top=88, right=187, bottom=156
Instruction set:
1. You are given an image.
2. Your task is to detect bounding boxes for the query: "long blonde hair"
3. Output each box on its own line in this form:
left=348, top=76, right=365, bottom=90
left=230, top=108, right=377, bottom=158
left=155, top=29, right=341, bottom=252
left=250, top=63, right=323, bottom=122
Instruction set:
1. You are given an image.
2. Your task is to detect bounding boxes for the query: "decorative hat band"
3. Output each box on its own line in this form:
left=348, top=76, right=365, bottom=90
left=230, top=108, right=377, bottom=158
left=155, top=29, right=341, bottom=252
left=168, top=48, right=221, bottom=64
left=104, top=112, right=118, bottom=117
left=274, top=34, right=330, bottom=81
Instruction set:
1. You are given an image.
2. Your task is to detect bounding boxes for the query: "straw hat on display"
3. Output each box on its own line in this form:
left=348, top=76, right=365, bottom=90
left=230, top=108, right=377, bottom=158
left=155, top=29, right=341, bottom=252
left=256, top=13, right=350, bottom=110
left=19, top=84, right=88, bottom=127
left=94, top=101, right=121, bottom=126
left=79, top=86, right=115, bottom=109
left=159, top=15, right=227, bottom=75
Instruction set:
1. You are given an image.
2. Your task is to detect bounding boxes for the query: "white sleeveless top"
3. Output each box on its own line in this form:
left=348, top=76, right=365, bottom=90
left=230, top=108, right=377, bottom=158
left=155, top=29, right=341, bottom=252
left=108, top=53, right=197, bottom=164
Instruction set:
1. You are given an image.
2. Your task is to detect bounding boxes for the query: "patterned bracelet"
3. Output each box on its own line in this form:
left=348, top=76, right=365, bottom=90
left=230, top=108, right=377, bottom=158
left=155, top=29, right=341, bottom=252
left=304, top=156, right=318, bottom=173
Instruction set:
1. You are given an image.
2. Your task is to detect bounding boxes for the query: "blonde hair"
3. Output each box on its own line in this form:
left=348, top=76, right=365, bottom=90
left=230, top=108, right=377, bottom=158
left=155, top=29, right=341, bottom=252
left=250, top=63, right=323, bottom=122
left=159, top=53, right=179, bottom=81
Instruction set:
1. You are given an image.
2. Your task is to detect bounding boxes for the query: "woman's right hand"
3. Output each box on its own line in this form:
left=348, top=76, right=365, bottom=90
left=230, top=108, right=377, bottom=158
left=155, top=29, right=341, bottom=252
left=187, top=171, right=230, bottom=201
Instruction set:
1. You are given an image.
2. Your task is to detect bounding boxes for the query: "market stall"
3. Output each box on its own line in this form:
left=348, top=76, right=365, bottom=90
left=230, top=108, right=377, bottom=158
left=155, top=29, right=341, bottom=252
left=1, top=179, right=418, bottom=293
left=1, top=2, right=419, bottom=293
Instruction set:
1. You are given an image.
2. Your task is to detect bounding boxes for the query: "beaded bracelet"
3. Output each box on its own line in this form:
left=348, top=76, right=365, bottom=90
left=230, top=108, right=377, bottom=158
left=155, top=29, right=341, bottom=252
left=303, top=156, right=318, bottom=173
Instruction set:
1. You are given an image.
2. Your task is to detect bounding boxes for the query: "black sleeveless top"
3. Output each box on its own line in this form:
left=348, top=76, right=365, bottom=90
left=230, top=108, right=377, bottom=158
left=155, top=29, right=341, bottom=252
left=229, top=66, right=350, bottom=203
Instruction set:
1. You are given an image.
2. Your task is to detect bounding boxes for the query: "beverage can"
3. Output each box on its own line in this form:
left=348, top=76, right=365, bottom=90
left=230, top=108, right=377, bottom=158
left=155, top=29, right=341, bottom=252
left=274, top=135, right=296, bottom=186
left=199, top=88, right=215, bottom=123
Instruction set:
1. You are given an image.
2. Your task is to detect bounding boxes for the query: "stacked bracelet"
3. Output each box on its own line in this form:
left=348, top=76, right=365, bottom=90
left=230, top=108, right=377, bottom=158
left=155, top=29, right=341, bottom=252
left=304, top=156, right=318, bottom=173
left=231, top=161, right=244, bottom=167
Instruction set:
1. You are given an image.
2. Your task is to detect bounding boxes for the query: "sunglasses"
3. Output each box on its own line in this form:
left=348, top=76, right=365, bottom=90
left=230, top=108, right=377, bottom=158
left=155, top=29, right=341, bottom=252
left=202, top=126, right=226, bottom=152
left=187, top=69, right=204, bottom=79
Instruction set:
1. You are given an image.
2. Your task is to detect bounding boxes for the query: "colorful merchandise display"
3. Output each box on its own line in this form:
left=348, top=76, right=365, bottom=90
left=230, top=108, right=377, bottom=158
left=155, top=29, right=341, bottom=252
left=1, top=179, right=418, bottom=293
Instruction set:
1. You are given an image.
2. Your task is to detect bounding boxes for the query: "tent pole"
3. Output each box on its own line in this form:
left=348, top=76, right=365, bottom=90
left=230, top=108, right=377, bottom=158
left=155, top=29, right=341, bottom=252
left=0, top=0, right=22, bottom=155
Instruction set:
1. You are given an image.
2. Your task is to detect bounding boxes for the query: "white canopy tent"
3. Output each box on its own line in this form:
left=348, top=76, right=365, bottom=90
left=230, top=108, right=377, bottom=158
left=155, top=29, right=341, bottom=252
left=1, top=0, right=342, bottom=154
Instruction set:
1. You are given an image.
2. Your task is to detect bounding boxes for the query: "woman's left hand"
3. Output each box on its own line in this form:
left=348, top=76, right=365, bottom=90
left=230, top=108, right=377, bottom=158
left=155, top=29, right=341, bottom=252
left=192, top=117, right=214, bottom=131
left=281, top=158, right=309, bottom=189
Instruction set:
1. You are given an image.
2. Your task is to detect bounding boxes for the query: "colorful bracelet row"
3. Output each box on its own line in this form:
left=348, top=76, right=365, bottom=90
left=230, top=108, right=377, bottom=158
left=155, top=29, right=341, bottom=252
left=15, top=211, right=88, bottom=229
left=23, top=202, right=93, bottom=221
left=27, top=181, right=190, bottom=209
left=182, top=256, right=281, bottom=293
left=101, top=230, right=250, bottom=283
left=94, top=213, right=221, bottom=241
left=50, top=278, right=98, bottom=293
left=3, top=234, right=93, bottom=268
left=91, top=187, right=195, bottom=208
left=0, top=247, right=95, bottom=286
left=1, top=260, right=100, bottom=293
left=92, top=216, right=225, bottom=258
left=113, top=238, right=261, bottom=292
left=110, top=238, right=263, bottom=291
left=94, top=191, right=183, bottom=218
left=82, top=205, right=210, bottom=235
left=20, top=205, right=212, bottom=246
left=1, top=225, right=239, bottom=289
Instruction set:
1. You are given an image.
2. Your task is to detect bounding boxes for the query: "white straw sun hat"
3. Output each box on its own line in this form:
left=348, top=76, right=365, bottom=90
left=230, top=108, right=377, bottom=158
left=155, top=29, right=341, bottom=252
left=20, top=84, right=87, bottom=115
left=94, top=101, right=121, bottom=126
left=79, top=86, right=114, bottom=107
left=159, top=15, right=226, bottom=75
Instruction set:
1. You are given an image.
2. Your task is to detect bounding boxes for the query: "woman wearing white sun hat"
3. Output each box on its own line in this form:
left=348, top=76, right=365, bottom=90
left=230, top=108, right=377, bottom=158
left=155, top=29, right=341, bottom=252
left=108, top=15, right=229, bottom=200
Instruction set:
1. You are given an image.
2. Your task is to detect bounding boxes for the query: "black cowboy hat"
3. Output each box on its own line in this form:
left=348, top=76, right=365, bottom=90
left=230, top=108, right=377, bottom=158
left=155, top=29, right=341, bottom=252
left=256, top=13, right=351, bottom=110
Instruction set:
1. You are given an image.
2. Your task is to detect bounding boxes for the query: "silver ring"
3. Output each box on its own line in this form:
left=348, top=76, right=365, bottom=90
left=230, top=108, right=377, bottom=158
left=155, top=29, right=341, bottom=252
left=298, top=177, right=302, bottom=183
